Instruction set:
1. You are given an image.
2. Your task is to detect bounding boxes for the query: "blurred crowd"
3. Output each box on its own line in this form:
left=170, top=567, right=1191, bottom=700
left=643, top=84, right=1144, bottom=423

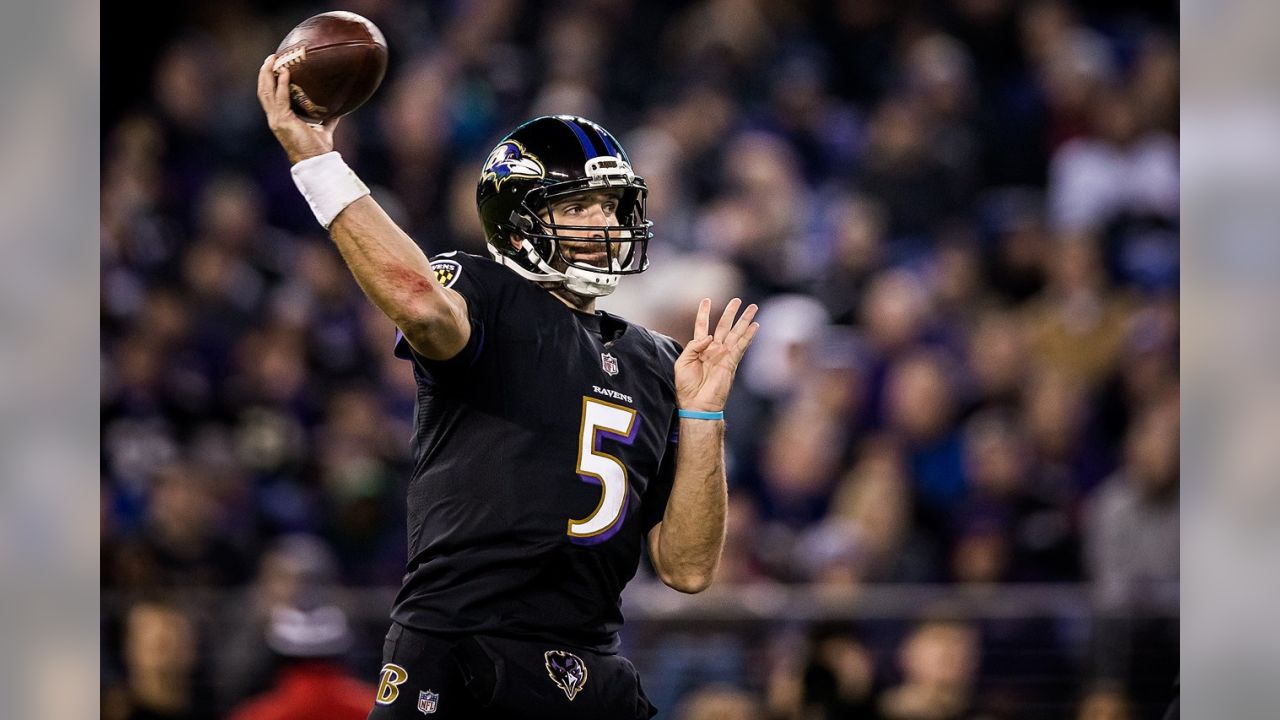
left=101, top=0, right=1178, bottom=718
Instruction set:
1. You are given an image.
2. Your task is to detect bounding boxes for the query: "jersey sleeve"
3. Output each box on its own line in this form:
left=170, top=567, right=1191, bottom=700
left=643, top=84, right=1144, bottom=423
left=392, top=253, right=487, bottom=379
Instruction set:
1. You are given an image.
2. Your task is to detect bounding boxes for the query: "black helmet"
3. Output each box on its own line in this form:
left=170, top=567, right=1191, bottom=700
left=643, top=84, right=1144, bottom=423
left=476, top=115, right=651, bottom=297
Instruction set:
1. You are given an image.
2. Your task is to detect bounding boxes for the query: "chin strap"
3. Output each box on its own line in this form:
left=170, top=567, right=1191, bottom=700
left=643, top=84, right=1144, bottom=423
left=488, top=238, right=619, bottom=297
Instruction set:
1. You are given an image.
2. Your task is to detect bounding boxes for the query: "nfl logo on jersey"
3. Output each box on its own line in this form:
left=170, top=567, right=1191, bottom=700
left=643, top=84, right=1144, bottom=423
left=601, top=353, right=619, bottom=376
left=417, top=690, right=438, bottom=714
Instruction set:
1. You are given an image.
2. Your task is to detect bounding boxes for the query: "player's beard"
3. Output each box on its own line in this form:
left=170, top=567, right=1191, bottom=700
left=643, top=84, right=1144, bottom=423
left=555, top=229, right=636, bottom=273
left=555, top=240, right=613, bottom=272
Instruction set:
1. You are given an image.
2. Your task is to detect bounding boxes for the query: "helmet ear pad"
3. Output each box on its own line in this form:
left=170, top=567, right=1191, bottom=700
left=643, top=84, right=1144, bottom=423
left=508, top=209, right=558, bottom=267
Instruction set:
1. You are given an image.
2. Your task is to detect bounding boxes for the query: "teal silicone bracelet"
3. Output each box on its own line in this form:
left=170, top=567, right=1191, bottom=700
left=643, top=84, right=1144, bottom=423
left=678, top=409, right=725, bottom=420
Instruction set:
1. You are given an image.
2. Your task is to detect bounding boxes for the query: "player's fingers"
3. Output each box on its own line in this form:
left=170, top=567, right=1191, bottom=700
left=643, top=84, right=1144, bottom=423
left=682, top=334, right=713, bottom=356
left=693, top=298, right=711, bottom=339
left=674, top=337, right=712, bottom=375
left=713, top=298, right=741, bottom=343
left=257, top=56, right=276, bottom=111
left=274, top=65, right=292, bottom=110
left=725, top=303, right=758, bottom=344
left=676, top=335, right=713, bottom=366
left=727, top=301, right=752, bottom=345
left=731, top=322, right=761, bottom=359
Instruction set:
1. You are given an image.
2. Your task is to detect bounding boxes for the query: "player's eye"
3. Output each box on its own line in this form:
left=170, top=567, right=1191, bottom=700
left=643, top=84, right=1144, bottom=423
left=563, top=204, right=584, bottom=215
left=602, top=202, right=618, bottom=215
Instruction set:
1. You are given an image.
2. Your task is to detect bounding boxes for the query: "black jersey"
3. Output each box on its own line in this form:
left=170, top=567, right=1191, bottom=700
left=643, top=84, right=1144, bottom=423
left=390, top=252, right=681, bottom=653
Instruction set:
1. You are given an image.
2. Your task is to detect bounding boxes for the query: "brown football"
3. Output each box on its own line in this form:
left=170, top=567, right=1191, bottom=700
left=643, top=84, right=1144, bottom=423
left=273, top=11, right=388, bottom=123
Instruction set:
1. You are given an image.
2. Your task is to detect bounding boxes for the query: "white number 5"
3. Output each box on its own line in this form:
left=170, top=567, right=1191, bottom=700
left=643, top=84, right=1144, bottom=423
left=568, top=398, right=638, bottom=542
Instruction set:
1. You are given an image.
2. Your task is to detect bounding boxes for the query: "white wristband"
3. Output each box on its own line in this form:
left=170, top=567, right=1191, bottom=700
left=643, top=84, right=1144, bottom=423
left=289, top=151, right=370, bottom=229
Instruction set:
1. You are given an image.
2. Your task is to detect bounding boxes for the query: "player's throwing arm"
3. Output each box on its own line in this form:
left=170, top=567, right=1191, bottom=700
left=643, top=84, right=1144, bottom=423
left=256, top=47, right=470, bottom=363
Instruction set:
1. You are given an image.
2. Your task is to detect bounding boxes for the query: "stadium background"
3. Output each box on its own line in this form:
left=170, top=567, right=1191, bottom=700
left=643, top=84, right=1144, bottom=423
left=100, top=0, right=1178, bottom=718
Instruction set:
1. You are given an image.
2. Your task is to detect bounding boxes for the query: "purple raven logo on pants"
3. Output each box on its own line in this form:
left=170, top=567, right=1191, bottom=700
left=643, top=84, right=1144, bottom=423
left=544, top=650, right=588, bottom=701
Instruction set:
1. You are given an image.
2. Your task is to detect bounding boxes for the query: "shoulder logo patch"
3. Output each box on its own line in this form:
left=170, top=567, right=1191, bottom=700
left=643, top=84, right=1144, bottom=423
left=431, top=259, right=462, bottom=288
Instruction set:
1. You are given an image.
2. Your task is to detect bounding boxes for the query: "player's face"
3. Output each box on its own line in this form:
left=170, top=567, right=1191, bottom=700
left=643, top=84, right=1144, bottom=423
left=541, top=190, right=625, bottom=269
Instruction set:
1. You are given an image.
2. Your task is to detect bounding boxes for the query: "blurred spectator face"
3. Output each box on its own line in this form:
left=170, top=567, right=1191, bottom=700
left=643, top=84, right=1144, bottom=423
left=1131, top=33, right=1178, bottom=131
left=933, top=240, right=982, bottom=309
left=124, top=602, right=197, bottom=678
left=148, top=465, right=218, bottom=551
left=1116, top=301, right=1179, bottom=407
left=153, top=38, right=218, bottom=130
left=1024, top=367, right=1085, bottom=460
left=101, top=115, right=165, bottom=235
left=665, top=87, right=734, bottom=157
left=236, top=327, right=308, bottom=404
left=382, top=58, right=451, bottom=159
left=906, top=33, right=974, bottom=116
left=796, top=520, right=864, bottom=586
left=1049, top=235, right=1105, bottom=295
left=1089, top=88, right=1142, bottom=145
left=969, top=311, right=1027, bottom=400
left=770, top=54, right=826, bottom=123
left=952, top=524, right=1010, bottom=584
left=866, top=99, right=930, bottom=166
left=258, top=534, right=338, bottom=610
left=325, top=387, right=385, bottom=448
left=993, top=212, right=1050, bottom=298
left=197, top=175, right=263, bottom=247
left=810, top=635, right=876, bottom=704
left=723, top=132, right=805, bottom=244
left=964, top=411, right=1030, bottom=497
left=183, top=239, right=244, bottom=303
left=899, top=620, right=979, bottom=690
left=697, top=195, right=771, bottom=258
left=675, top=686, right=762, bottom=720
left=831, top=449, right=910, bottom=557
left=1126, top=398, right=1179, bottom=496
left=297, top=242, right=351, bottom=303
left=1039, top=29, right=1114, bottom=119
left=862, top=270, right=929, bottom=354
left=762, top=399, right=842, bottom=498
left=885, top=353, right=955, bottom=443
left=541, top=12, right=605, bottom=83
left=1019, top=0, right=1075, bottom=66
left=1076, top=686, right=1134, bottom=720
left=830, top=194, right=886, bottom=272
left=137, top=289, right=191, bottom=348
left=114, top=332, right=164, bottom=396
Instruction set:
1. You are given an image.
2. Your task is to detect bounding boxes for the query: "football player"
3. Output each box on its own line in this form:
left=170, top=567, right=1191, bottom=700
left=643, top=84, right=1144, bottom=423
left=258, top=57, right=759, bottom=719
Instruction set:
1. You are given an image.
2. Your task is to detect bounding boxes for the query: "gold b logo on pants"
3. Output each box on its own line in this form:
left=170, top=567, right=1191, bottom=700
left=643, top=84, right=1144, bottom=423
left=375, top=663, right=408, bottom=704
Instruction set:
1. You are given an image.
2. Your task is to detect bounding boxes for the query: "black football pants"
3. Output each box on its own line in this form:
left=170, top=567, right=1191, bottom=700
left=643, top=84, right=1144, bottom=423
left=365, top=622, right=657, bottom=719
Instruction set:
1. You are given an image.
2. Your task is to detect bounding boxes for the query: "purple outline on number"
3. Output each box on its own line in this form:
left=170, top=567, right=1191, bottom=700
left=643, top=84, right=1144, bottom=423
left=570, top=413, right=641, bottom=545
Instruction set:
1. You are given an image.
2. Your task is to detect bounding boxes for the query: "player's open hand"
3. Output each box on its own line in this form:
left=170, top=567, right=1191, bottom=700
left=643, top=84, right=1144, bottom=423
left=258, top=54, right=340, bottom=165
left=674, top=298, right=760, bottom=414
